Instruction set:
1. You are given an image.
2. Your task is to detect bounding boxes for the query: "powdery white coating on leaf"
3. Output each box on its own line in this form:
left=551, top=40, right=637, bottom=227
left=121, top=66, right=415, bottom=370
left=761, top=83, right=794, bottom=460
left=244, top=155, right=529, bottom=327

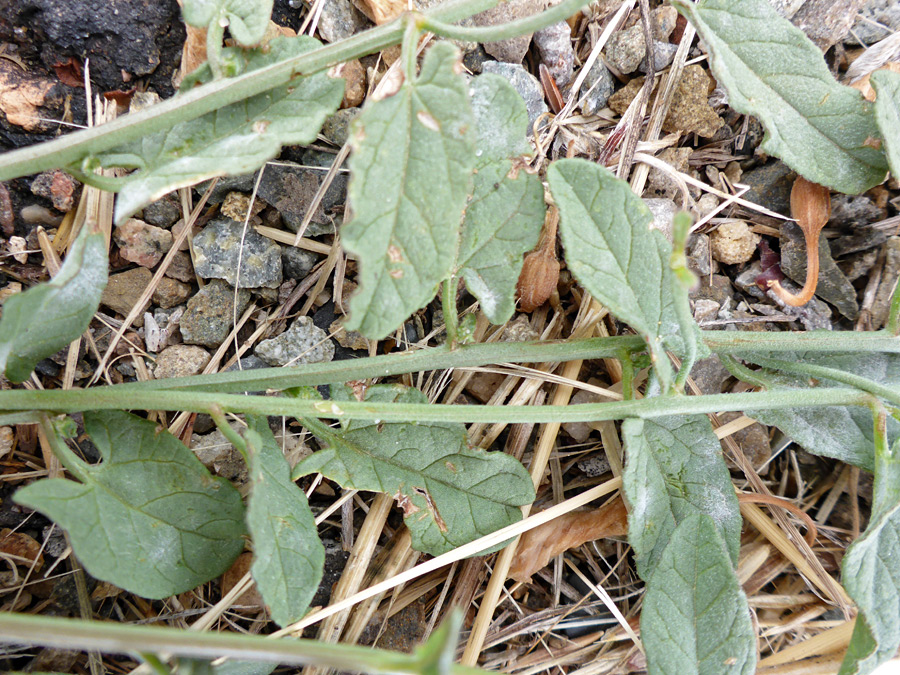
left=455, top=74, right=544, bottom=325
left=622, top=416, right=742, bottom=580
left=549, top=159, right=698, bottom=391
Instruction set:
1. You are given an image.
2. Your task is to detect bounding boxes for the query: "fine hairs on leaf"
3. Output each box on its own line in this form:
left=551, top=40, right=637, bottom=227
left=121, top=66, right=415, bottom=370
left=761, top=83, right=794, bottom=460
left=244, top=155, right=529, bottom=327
left=293, top=384, right=535, bottom=555
left=14, top=411, right=246, bottom=599
left=641, top=514, right=756, bottom=675
left=0, top=225, right=107, bottom=383
left=548, top=158, right=701, bottom=391
left=671, top=0, right=887, bottom=195
left=840, top=426, right=900, bottom=675
left=622, top=416, right=742, bottom=580
left=244, top=415, right=324, bottom=628
left=182, top=0, right=275, bottom=47
left=870, top=69, right=900, bottom=178
left=456, top=74, right=545, bottom=324
left=342, top=42, right=476, bottom=339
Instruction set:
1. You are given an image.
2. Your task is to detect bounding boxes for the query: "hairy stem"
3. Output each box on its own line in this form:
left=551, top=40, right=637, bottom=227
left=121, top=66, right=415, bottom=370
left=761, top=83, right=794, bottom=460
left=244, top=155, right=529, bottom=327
left=0, top=388, right=873, bottom=424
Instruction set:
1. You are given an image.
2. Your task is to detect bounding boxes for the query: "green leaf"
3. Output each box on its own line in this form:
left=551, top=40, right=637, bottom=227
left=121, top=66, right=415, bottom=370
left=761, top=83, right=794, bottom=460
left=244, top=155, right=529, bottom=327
left=15, top=411, right=246, bottom=599
left=622, top=416, right=742, bottom=580
left=342, top=42, right=476, bottom=339
left=0, top=227, right=106, bottom=383
left=213, top=664, right=276, bottom=675
left=182, top=0, right=274, bottom=46
left=100, top=36, right=343, bottom=224
left=244, top=415, right=323, bottom=628
left=294, top=384, right=534, bottom=556
left=871, top=69, right=900, bottom=179
left=456, top=74, right=544, bottom=324
left=671, top=0, right=887, bottom=195
left=641, top=514, right=756, bottom=675
left=548, top=158, right=689, bottom=390
left=739, top=352, right=900, bottom=472
left=840, top=435, right=900, bottom=674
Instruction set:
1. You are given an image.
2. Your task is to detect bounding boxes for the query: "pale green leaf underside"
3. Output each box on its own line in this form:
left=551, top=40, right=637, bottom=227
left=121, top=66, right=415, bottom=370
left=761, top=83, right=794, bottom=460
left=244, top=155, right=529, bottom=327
left=642, top=514, right=756, bottom=675
left=871, top=70, right=900, bottom=179
left=839, top=438, right=900, bottom=675
left=295, top=385, right=534, bottom=556
left=343, top=42, right=476, bottom=339
left=672, top=0, right=886, bottom=194
left=622, top=416, right=741, bottom=580
left=182, top=0, right=273, bottom=46
left=15, top=411, right=245, bottom=599
left=102, top=36, right=343, bottom=224
left=214, top=662, right=276, bottom=675
left=457, top=75, right=543, bottom=324
left=742, top=352, right=900, bottom=472
left=548, top=158, right=681, bottom=389
left=0, top=227, right=106, bottom=383
left=245, top=415, right=324, bottom=628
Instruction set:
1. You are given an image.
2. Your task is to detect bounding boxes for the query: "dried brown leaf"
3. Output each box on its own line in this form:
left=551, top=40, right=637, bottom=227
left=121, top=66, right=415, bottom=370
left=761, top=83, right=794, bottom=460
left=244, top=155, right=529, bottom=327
left=509, top=497, right=628, bottom=582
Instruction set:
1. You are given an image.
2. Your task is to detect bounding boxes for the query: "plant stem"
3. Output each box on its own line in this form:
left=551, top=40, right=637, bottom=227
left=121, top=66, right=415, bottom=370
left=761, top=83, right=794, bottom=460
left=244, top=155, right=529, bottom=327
left=0, top=0, right=500, bottom=181
left=90, top=331, right=900, bottom=395
left=38, top=415, right=91, bottom=484
left=206, top=18, right=226, bottom=80
left=418, top=0, right=587, bottom=42
left=670, top=211, right=698, bottom=393
left=209, top=407, right=249, bottom=463
left=888, top=276, right=900, bottom=336
left=619, top=348, right=634, bottom=401
left=0, top=387, right=873, bottom=424
left=0, top=612, right=488, bottom=675
left=744, top=356, right=900, bottom=408
left=402, top=16, right=420, bottom=82
left=443, top=277, right=459, bottom=347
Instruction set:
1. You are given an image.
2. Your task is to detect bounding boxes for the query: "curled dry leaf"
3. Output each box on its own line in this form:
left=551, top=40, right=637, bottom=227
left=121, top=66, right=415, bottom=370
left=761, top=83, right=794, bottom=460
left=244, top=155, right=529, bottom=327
left=767, top=175, right=830, bottom=306
left=509, top=497, right=628, bottom=582
left=516, top=206, right=559, bottom=312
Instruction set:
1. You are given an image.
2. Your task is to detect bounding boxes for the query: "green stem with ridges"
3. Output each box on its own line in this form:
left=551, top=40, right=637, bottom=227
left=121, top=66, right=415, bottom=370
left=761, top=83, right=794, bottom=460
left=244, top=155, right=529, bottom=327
left=417, top=0, right=586, bottom=42
left=443, top=277, right=459, bottom=347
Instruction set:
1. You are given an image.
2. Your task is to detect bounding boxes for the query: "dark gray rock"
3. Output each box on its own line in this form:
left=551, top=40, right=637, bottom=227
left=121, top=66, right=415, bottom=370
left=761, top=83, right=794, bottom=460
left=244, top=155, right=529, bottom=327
left=282, top=247, right=318, bottom=280
left=193, top=218, right=283, bottom=289
left=605, top=24, right=646, bottom=74
left=195, top=174, right=258, bottom=204
left=142, top=196, right=180, bottom=228
left=180, top=280, right=252, bottom=348
left=255, top=316, right=335, bottom=366
left=482, top=61, right=548, bottom=135
left=534, top=21, right=575, bottom=86
left=792, top=0, right=867, bottom=50
left=463, top=44, right=490, bottom=74
left=640, top=41, right=679, bottom=73
left=741, top=161, right=795, bottom=216
left=579, top=60, right=615, bottom=115
left=473, top=0, right=543, bottom=63
left=847, top=0, right=900, bottom=44
left=257, top=162, right=347, bottom=235
left=690, top=356, right=732, bottom=395
left=780, top=222, right=859, bottom=320
left=317, top=0, right=369, bottom=42
left=321, top=108, right=360, bottom=147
